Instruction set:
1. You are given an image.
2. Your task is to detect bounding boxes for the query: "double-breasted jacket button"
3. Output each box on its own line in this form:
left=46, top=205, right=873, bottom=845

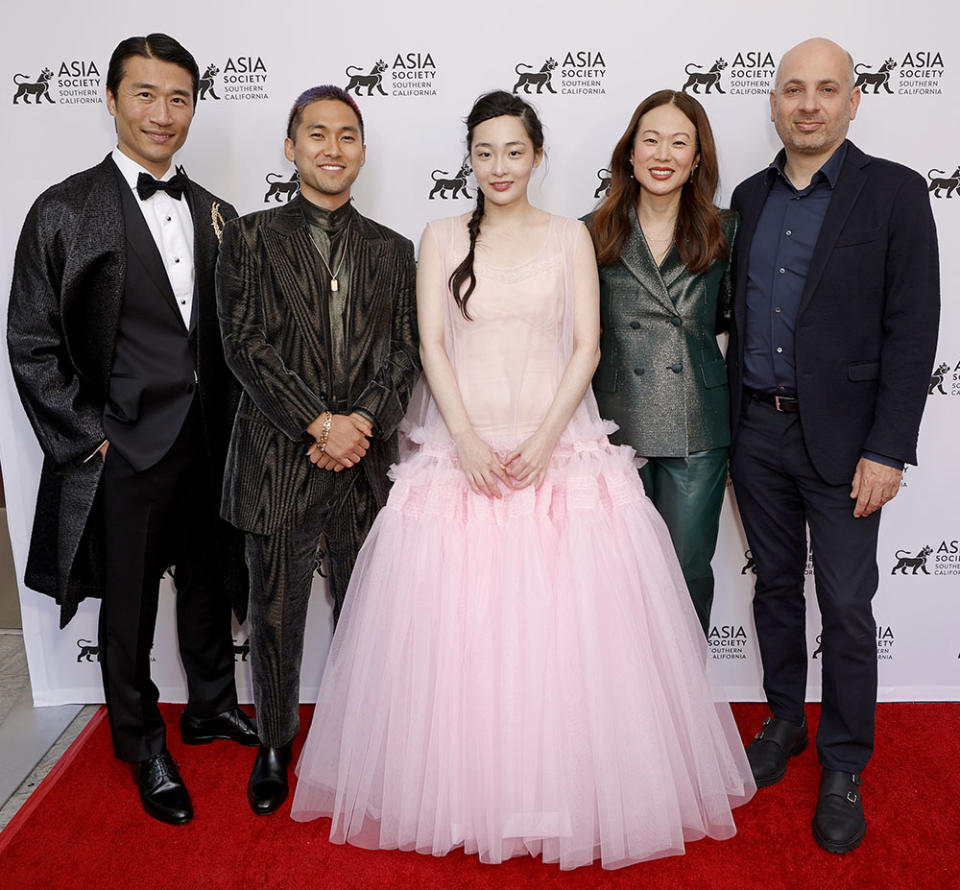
left=629, top=321, right=641, bottom=329
left=670, top=362, right=683, bottom=373
left=633, top=366, right=644, bottom=376
left=670, top=317, right=682, bottom=327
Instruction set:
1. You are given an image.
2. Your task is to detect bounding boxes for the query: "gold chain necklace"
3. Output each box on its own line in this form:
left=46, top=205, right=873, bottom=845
left=307, top=225, right=350, bottom=292
left=640, top=222, right=676, bottom=264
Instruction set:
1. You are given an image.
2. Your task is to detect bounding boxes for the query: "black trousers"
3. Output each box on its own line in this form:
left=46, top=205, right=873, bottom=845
left=99, top=406, right=237, bottom=762
left=245, top=470, right=379, bottom=747
left=730, top=396, right=881, bottom=773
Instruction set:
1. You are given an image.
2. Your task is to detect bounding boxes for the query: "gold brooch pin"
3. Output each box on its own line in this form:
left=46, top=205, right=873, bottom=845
left=211, top=201, right=225, bottom=243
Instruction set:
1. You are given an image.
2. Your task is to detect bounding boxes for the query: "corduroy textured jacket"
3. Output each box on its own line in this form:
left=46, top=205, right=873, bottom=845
left=216, top=195, right=420, bottom=536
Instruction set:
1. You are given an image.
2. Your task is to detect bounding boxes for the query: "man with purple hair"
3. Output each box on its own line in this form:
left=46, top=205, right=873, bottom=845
left=216, top=85, right=419, bottom=815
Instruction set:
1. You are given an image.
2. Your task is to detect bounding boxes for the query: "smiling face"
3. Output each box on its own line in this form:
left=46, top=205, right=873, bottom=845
left=771, top=39, right=860, bottom=160
left=284, top=98, right=366, bottom=210
left=469, top=114, right=542, bottom=207
left=629, top=102, right=699, bottom=201
left=106, top=55, right=195, bottom=177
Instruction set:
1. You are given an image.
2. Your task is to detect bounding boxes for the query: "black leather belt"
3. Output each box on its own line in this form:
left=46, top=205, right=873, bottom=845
left=747, top=388, right=799, bottom=413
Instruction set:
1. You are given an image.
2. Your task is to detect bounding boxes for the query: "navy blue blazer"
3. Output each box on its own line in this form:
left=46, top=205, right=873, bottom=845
left=727, top=141, right=940, bottom=485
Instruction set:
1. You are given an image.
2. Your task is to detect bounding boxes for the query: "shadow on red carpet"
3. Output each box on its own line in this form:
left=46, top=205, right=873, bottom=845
left=1, top=702, right=958, bottom=890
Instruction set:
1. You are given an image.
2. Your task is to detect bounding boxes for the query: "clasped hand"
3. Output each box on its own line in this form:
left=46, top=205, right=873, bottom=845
left=306, top=412, right=372, bottom=472
left=455, top=430, right=554, bottom=498
left=504, top=431, right=554, bottom=491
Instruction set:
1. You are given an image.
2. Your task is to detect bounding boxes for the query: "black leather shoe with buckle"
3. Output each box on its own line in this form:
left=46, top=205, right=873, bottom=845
left=813, top=769, right=866, bottom=853
left=137, top=749, right=193, bottom=825
left=181, top=706, right=259, bottom=746
left=247, top=743, right=292, bottom=815
left=746, top=715, right=808, bottom=787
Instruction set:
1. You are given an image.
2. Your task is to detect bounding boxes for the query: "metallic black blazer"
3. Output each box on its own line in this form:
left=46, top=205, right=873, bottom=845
left=7, top=156, right=244, bottom=624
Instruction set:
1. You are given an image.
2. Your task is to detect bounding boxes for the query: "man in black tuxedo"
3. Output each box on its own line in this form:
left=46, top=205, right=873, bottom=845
left=7, top=34, right=257, bottom=826
left=216, top=86, right=419, bottom=815
left=728, top=38, right=939, bottom=853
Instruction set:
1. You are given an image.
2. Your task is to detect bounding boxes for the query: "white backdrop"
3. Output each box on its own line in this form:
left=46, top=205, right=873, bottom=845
left=1, top=0, right=957, bottom=706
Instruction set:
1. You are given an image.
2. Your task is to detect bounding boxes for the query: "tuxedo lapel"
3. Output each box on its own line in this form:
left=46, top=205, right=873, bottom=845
left=114, top=165, right=185, bottom=332
left=184, top=172, right=212, bottom=334
left=619, top=210, right=675, bottom=314
left=798, top=147, right=870, bottom=315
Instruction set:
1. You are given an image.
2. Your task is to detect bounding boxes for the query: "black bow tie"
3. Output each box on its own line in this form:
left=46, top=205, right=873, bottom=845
left=136, top=170, right=187, bottom=201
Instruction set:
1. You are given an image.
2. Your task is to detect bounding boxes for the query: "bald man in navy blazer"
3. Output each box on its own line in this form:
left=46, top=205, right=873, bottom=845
left=727, top=38, right=939, bottom=853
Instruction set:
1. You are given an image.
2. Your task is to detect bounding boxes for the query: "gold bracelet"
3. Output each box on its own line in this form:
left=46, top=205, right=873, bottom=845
left=317, top=412, right=333, bottom=453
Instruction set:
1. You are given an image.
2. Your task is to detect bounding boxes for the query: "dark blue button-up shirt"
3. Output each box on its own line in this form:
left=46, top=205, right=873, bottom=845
left=743, top=141, right=847, bottom=395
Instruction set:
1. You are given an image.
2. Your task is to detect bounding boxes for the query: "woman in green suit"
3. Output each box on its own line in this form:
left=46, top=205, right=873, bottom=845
left=585, top=90, right=735, bottom=634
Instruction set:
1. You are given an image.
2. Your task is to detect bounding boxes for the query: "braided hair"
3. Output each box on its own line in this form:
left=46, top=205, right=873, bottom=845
left=448, top=90, right=544, bottom=320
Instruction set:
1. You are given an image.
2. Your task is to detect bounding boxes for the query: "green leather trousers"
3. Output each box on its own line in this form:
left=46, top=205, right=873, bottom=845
left=638, top=447, right=729, bottom=635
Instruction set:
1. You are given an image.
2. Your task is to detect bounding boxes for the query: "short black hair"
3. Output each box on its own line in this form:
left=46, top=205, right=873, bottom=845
left=287, top=85, right=364, bottom=141
left=107, top=33, right=200, bottom=104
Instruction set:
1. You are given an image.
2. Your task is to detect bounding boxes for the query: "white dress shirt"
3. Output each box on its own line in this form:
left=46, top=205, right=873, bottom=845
left=112, top=147, right=195, bottom=327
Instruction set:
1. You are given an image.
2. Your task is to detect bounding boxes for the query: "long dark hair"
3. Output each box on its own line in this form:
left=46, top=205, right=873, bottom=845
left=591, top=90, right=727, bottom=273
left=448, top=90, right=545, bottom=320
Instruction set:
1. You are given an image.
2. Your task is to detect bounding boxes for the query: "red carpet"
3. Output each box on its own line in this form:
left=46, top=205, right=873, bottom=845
left=1, top=702, right=958, bottom=890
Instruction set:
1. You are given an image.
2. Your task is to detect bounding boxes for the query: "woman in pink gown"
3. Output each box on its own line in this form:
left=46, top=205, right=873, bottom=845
left=290, top=90, right=755, bottom=870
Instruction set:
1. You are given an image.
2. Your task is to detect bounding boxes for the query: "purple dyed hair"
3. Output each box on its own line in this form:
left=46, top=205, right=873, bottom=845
left=286, top=85, right=364, bottom=141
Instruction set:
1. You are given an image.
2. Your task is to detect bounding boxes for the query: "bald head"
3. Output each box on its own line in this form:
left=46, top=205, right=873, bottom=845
left=775, top=38, right=855, bottom=90
left=769, top=36, right=860, bottom=171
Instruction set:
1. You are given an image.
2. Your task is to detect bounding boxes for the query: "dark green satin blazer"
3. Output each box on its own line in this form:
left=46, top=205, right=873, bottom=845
left=588, top=208, right=737, bottom=458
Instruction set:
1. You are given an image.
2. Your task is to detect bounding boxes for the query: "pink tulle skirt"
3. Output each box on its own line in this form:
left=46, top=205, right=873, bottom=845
left=290, top=440, right=755, bottom=870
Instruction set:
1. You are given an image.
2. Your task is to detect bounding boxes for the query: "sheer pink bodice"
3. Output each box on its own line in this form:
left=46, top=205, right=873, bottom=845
left=402, top=214, right=613, bottom=455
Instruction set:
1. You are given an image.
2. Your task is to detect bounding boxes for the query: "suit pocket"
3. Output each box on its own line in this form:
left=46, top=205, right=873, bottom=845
left=835, top=227, right=882, bottom=248
left=700, top=357, right=728, bottom=389
left=105, top=375, right=143, bottom=423
left=848, top=360, right=880, bottom=382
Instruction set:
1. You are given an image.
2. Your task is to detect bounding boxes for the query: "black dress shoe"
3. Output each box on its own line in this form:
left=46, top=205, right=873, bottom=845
left=181, top=707, right=259, bottom=746
left=746, top=715, right=808, bottom=786
left=137, top=750, right=193, bottom=825
left=247, top=743, right=292, bottom=815
left=813, top=769, right=866, bottom=853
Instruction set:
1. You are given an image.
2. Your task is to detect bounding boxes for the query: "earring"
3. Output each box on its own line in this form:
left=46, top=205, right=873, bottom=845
left=689, top=164, right=698, bottom=183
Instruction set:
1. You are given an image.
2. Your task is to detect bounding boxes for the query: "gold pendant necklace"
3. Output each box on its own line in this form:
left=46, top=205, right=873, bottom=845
left=308, top=228, right=349, bottom=292
left=641, top=224, right=675, bottom=265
